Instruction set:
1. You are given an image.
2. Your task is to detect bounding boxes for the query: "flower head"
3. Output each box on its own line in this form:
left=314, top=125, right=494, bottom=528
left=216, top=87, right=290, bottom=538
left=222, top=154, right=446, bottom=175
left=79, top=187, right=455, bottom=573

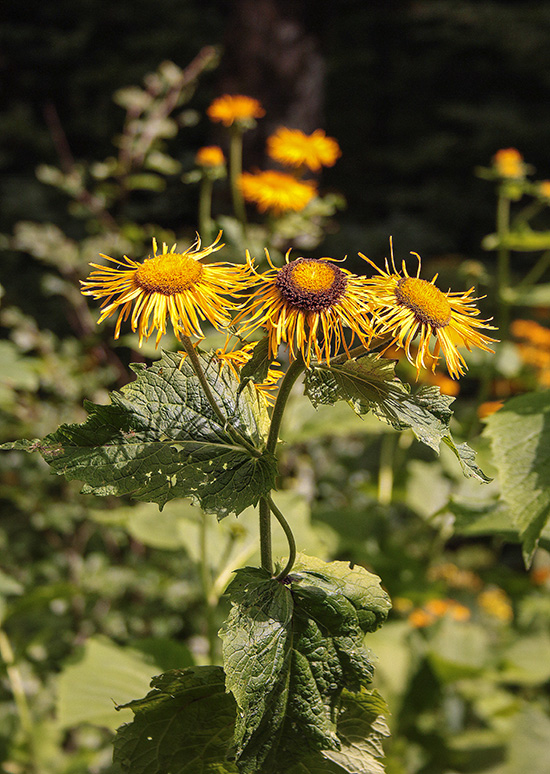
left=238, top=170, right=317, bottom=215
left=207, top=94, right=265, bottom=128
left=234, top=250, right=373, bottom=367
left=360, top=246, right=497, bottom=379
left=267, top=127, right=341, bottom=172
left=81, top=233, right=248, bottom=346
left=195, top=145, right=225, bottom=168
left=493, top=148, right=525, bottom=179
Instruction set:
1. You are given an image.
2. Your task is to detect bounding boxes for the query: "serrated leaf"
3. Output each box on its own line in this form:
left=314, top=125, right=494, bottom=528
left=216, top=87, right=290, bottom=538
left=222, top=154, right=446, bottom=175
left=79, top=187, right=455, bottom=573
left=220, top=556, right=391, bottom=774
left=304, top=355, right=489, bottom=482
left=484, top=390, right=550, bottom=565
left=113, top=666, right=238, bottom=774
left=3, top=351, right=276, bottom=519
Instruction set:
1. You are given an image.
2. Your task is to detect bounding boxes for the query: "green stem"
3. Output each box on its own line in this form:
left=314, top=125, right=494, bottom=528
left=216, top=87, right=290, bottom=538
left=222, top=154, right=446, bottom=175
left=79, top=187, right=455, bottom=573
left=229, top=127, right=247, bottom=229
left=269, top=496, right=297, bottom=581
left=199, top=514, right=218, bottom=664
left=377, top=432, right=395, bottom=505
left=516, top=249, right=550, bottom=290
left=496, top=190, right=511, bottom=335
left=180, top=336, right=261, bottom=457
left=511, top=199, right=543, bottom=228
left=259, top=497, right=273, bottom=574
left=258, top=358, right=306, bottom=577
left=198, top=176, right=214, bottom=244
left=0, top=629, right=36, bottom=770
left=266, top=358, right=306, bottom=456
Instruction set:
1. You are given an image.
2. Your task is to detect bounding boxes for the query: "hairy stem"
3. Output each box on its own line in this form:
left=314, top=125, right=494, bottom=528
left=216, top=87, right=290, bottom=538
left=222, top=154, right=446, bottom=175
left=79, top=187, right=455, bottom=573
left=180, top=336, right=261, bottom=457
left=269, top=496, right=297, bottom=580
left=259, top=497, right=273, bottom=574
left=266, top=357, right=306, bottom=456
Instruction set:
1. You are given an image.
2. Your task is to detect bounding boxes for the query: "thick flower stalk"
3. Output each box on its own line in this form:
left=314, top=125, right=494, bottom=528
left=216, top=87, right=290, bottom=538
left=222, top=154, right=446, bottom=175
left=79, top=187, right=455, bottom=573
left=360, top=248, right=497, bottom=378
left=81, top=233, right=249, bottom=346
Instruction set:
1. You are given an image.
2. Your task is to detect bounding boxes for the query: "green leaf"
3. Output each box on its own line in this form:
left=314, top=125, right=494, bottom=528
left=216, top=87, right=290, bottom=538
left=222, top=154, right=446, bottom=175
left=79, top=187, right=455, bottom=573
left=304, top=355, right=489, bottom=482
left=220, top=556, right=391, bottom=774
left=504, top=705, right=550, bottom=774
left=483, top=390, right=550, bottom=565
left=3, top=351, right=277, bottom=519
left=427, top=618, right=490, bottom=683
left=113, top=666, right=238, bottom=774
left=56, top=637, right=163, bottom=731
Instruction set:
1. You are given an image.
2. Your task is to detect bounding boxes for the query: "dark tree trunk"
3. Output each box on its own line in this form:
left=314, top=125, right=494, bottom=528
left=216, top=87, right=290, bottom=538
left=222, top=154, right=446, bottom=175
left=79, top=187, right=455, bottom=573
left=217, top=0, right=325, bottom=162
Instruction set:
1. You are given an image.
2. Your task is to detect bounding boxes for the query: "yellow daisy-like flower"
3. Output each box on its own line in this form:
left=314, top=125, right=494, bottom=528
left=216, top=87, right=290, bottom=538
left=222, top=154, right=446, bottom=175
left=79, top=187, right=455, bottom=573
left=81, top=233, right=248, bottom=347
left=207, top=94, right=265, bottom=128
left=238, top=170, right=317, bottom=215
left=360, top=248, right=497, bottom=379
left=493, top=147, right=525, bottom=179
left=216, top=340, right=283, bottom=406
left=195, top=145, right=225, bottom=168
left=267, top=127, right=341, bottom=172
left=233, top=250, right=373, bottom=367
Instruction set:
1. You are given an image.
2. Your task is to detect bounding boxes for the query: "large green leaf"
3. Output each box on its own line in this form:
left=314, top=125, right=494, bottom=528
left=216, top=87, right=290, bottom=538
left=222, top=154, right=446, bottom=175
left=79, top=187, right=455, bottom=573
left=113, top=666, right=238, bottom=774
left=56, top=637, right=164, bottom=731
left=3, top=351, right=276, bottom=518
left=304, top=355, right=489, bottom=482
left=220, top=555, right=391, bottom=774
left=483, top=390, right=550, bottom=564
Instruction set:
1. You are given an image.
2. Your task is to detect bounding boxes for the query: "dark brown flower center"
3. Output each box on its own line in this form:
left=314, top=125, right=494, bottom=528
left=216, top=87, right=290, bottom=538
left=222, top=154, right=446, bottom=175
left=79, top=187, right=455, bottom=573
left=276, top=258, right=347, bottom=312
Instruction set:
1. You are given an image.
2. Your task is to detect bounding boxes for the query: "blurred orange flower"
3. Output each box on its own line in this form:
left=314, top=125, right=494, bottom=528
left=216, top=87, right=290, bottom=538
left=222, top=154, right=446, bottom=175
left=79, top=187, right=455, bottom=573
left=207, top=94, right=265, bottom=128
left=195, top=146, right=225, bottom=168
left=493, top=148, right=525, bottom=178
left=238, top=170, right=317, bottom=215
left=267, top=127, right=341, bottom=172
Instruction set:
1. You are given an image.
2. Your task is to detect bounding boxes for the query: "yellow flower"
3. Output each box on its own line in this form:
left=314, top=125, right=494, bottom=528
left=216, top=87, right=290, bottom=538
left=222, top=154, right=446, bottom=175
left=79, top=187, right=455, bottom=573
left=478, top=587, right=513, bottom=622
left=234, top=250, right=373, bottom=367
left=266, top=127, right=341, bottom=172
left=360, top=248, right=497, bottom=379
left=238, top=170, right=317, bottom=215
left=195, top=146, right=225, bottom=168
left=81, top=233, right=248, bottom=346
left=493, top=148, right=525, bottom=179
left=215, top=339, right=283, bottom=406
left=207, top=94, right=265, bottom=128
left=538, top=180, right=550, bottom=199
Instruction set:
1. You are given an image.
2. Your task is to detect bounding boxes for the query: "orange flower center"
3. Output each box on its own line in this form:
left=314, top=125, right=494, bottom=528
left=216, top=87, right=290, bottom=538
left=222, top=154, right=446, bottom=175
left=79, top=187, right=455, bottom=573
left=276, top=258, right=347, bottom=312
left=395, top=277, right=452, bottom=328
left=135, top=254, right=204, bottom=295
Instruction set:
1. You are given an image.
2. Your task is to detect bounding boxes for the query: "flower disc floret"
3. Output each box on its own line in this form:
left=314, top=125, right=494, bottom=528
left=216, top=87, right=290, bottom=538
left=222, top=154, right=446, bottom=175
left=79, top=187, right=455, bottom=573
left=395, top=277, right=452, bottom=328
left=360, top=247, right=497, bottom=379
left=234, top=250, right=372, bottom=366
left=267, top=127, right=341, bottom=172
left=276, top=258, right=348, bottom=313
left=81, top=233, right=250, bottom=347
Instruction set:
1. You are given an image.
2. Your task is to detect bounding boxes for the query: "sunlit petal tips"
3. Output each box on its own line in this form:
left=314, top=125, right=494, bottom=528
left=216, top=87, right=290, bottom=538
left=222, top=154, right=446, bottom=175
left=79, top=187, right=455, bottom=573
left=80, top=233, right=250, bottom=347
left=233, top=250, right=373, bottom=367
left=360, top=248, right=498, bottom=379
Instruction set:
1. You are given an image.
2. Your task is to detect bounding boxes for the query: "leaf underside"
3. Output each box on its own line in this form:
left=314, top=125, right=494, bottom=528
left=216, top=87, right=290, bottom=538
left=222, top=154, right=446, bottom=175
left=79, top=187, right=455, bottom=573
left=304, top=354, right=489, bottom=483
